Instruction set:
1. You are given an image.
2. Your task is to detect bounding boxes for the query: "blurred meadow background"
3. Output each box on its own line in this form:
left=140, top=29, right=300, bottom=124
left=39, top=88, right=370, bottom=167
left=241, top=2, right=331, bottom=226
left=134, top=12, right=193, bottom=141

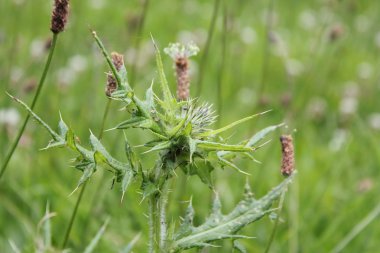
left=1, top=0, right=380, bottom=252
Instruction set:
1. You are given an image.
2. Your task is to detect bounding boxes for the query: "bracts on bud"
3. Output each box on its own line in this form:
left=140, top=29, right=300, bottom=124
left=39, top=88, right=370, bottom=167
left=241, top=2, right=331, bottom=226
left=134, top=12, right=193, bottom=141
left=280, top=135, right=295, bottom=177
left=105, top=52, right=124, bottom=97
left=50, top=0, right=69, bottom=34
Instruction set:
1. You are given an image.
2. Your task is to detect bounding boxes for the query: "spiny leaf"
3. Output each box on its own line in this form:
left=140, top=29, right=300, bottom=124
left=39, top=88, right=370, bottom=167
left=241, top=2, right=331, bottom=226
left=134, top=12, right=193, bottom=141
left=66, top=128, right=78, bottom=151
left=115, top=117, right=152, bottom=129
left=151, top=35, right=174, bottom=106
left=144, top=81, right=155, bottom=111
left=189, top=161, right=214, bottom=188
left=8, top=93, right=61, bottom=141
left=199, top=110, right=271, bottom=138
left=89, top=131, right=128, bottom=172
left=246, top=123, right=284, bottom=147
left=142, top=140, right=171, bottom=154
left=58, top=112, right=69, bottom=138
left=169, top=173, right=295, bottom=252
left=197, top=141, right=252, bottom=152
left=74, top=163, right=96, bottom=192
left=121, top=170, right=134, bottom=202
left=217, top=154, right=250, bottom=175
left=233, top=240, right=247, bottom=253
left=188, top=138, right=197, bottom=162
left=84, top=218, right=110, bottom=253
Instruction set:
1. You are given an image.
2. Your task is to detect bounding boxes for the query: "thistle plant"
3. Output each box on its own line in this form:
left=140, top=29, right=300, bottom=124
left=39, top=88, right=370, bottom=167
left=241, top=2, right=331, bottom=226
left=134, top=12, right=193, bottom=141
left=9, top=30, right=295, bottom=252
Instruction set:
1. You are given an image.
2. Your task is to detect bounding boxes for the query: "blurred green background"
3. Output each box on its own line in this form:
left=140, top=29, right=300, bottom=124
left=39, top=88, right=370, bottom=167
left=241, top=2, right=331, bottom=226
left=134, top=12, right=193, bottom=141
left=1, top=0, right=380, bottom=252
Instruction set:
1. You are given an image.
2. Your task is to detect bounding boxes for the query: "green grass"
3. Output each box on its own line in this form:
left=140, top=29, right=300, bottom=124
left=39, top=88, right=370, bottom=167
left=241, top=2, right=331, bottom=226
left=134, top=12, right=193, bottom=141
left=1, top=0, right=380, bottom=252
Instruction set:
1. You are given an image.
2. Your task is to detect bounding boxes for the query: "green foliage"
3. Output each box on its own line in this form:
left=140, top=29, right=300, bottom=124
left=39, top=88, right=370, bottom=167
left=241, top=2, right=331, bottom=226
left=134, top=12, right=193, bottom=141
left=9, top=33, right=292, bottom=252
left=169, top=174, right=295, bottom=252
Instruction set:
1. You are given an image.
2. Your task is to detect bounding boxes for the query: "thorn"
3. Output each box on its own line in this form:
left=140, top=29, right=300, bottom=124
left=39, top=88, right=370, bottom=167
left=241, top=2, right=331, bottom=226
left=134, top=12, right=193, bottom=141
left=121, top=191, right=125, bottom=203
left=68, top=187, right=79, bottom=197
left=104, top=127, right=117, bottom=132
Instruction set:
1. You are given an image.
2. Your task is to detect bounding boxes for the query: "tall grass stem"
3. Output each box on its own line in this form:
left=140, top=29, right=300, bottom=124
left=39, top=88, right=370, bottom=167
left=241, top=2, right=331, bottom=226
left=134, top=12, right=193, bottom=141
left=331, top=201, right=380, bottom=253
left=196, top=0, right=220, bottom=97
left=256, top=0, right=275, bottom=101
left=0, top=33, right=58, bottom=181
left=216, top=0, right=227, bottom=127
left=264, top=190, right=286, bottom=253
left=129, top=0, right=150, bottom=86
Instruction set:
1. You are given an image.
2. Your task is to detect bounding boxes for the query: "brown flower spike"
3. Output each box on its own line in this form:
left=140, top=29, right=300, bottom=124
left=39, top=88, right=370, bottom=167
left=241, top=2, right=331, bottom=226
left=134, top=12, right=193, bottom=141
left=175, top=57, right=190, bottom=101
left=105, top=52, right=124, bottom=97
left=280, top=135, right=295, bottom=176
left=50, top=0, right=69, bottom=34
left=164, top=43, right=199, bottom=101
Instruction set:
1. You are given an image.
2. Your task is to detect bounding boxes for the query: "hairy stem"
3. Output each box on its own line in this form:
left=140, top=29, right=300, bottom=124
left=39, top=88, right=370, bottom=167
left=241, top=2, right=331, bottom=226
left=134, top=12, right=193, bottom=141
left=0, top=33, right=58, bottom=181
left=149, top=194, right=160, bottom=253
left=159, top=182, right=169, bottom=250
left=61, top=99, right=112, bottom=248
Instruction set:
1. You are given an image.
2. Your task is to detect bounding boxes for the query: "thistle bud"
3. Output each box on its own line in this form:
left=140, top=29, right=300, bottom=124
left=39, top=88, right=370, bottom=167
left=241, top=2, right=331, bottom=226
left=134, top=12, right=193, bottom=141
left=280, top=135, right=295, bottom=177
left=105, top=73, right=117, bottom=97
left=50, top=0, right=69, bottom=34
left=111, top=52, right=124, bottom=71
left=105, top=52, right=124, bottom=97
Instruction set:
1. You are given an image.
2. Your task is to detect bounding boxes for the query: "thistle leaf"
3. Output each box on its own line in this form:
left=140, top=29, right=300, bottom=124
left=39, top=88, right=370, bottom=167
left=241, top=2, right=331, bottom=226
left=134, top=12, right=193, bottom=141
left=121, top=170, right=134, bottom=202
left=144, top=81, right=155, bottom=111
left=197, top=141, right=252, bottom=152
left=199, top=110, right=271, bottom=138
left=75, top=163, right=96, bottom=190
left=151, top=36, right=174, bottom=104
left=169, top=174, right=295, bottom=252
left=115, top=117, right=152, bottom=129
left=246, top=123, right=284, bottom=147
left=58, top=113, right=69, bottom=138
left=233, top=240, right=247, bottom=253
left=66, top=128, right=78, bottom=151
left=9, top=93, right=61, bottom=141
left=142, top=140, right=171, bottom=154
left=189, top=161, right=214, bottom=188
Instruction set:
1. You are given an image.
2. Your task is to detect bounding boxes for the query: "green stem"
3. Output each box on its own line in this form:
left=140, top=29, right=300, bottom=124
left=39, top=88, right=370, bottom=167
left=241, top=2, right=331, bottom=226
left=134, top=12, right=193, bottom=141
left=61, top=99, right=112, bottom=249
left=196, top=0, right=221, bottom=97
left=149, top=194, right=160, bottom=253
left=129, top=0, right=150, bottom=86
left=216, top=0, right=227, bottom=127
left=264, top=190, right=286, bottom=253
left=148, top=197, right=155, bottom=253
left=61, top=181, right=88, bottom=248
left=159, top=182, right=169, bottom=250
left=256, top=0, right=275, bottom=102
left=0, top=33, right=58, bottom=181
